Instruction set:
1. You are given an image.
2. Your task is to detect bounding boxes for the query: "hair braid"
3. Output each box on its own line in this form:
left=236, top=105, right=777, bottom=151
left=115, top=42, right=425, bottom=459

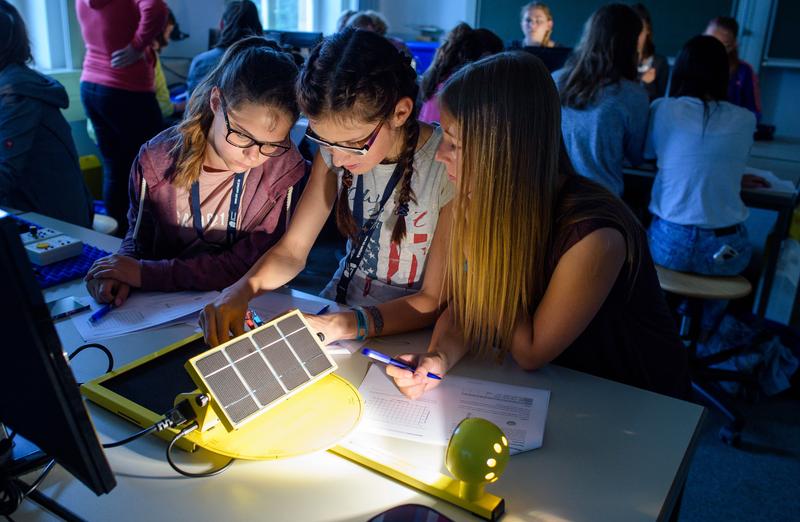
left=390, top=117, right=420, bottom=245
left=336, top=170, right=359, bottom=240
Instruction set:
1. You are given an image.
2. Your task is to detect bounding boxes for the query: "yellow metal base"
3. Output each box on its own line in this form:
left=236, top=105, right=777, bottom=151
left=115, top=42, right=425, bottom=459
left=331, top=440, right=505, bottom=521
left=82, top=333, right=364, bottom=459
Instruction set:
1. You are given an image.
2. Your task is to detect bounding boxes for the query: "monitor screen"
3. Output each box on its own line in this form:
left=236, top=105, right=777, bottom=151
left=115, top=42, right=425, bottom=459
left=0, top=211, right=116, bottom=496
left=521, top=46, right=572, bottom=73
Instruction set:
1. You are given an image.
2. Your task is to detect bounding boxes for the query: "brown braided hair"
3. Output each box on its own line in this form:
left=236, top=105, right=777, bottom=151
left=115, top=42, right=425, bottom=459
left=297, top=28, right=420, bottom=245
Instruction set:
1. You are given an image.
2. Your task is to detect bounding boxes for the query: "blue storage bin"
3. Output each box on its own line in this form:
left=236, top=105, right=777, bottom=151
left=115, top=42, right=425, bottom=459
left=406, top=41, right=440, bottom=74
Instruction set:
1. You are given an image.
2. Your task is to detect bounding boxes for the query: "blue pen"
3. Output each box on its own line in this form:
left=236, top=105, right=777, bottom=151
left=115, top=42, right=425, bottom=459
left=89, top=303, right=113, bottom=324
left=361, top=348, right=442, bottom=380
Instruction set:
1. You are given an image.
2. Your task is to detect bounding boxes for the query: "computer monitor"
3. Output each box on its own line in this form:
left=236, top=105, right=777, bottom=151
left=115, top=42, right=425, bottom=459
left=263, top=29, right=322, bottom=51
left=521, top=46, right=572, bottom=73
left=0, top=210, right=116, bottom=496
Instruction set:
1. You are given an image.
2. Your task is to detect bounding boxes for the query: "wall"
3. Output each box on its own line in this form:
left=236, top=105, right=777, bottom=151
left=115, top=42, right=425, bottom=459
left=760, top=68, right=800, bottom=138
left=377, top=0, right=476, bottom=39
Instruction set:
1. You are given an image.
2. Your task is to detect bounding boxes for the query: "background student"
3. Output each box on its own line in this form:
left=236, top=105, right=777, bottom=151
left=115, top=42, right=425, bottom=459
left=419, top=23, right=503, bottom=124
left=84, top=38, right=306, bottom=306
left=704, top=15, right=762, bottom=122
left=646, top=35, right=762, bottom=278
left=553, top=3, right=649, bottom=196
left=632, top=3, right=669, bottom=101
left=0, top=0, right=93, bottom=227
left=388, top=52, right=690, bottom=400
left=200, top=29, right=453, bottom=346
left=512, top=2, right=557, bottom=48
left=186, top=0, right=263, bottom=97
left=77, top=0, right=168, bottom=236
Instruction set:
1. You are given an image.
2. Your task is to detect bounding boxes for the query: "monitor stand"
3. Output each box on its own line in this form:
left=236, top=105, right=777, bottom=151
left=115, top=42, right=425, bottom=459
left=0, top=423, right=86, bottom=522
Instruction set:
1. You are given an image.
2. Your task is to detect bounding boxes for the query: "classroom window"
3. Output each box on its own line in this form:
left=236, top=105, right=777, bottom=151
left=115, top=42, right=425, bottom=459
left=10, top=0, right=79, bottom=71
left=258, top=0, right=357, bottom=33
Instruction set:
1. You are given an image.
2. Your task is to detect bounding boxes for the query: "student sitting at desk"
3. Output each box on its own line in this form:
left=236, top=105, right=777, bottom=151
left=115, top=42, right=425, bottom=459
left=84, top=37, right=306, bottom=306
left=645, top=35, right=763, bottom=279
left=0, top=0, right=94, bottom=228
left=387, top=52, right=690, bottom=400
left=553, top=4, right=649, bottom=196
left=704, top=16, right=762, bottom=122
left=200, top=29, right=453, bottom=346
left=510, top=2, right=558, bottom=48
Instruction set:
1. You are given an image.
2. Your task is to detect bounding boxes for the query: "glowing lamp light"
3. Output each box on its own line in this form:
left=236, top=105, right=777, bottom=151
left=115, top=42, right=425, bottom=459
left=445, top=418, right=510, bottom=501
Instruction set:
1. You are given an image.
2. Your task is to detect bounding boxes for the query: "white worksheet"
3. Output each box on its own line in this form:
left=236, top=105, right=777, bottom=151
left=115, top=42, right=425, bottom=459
left=72, top=291, right=218, bottom=341
left=358, top=364, right=550, bottom=454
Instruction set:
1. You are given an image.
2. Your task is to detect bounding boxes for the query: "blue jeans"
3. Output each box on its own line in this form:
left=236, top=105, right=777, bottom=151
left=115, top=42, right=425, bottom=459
left=648, top=216, right=752, bottom=331
left=647, top=216, right=752, bottom=276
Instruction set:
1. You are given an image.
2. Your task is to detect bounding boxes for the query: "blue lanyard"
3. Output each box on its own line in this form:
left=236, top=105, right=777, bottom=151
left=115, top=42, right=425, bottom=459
left=190, top=172, right=245, bottom=246
left=335, top=163, right=404, bottom=304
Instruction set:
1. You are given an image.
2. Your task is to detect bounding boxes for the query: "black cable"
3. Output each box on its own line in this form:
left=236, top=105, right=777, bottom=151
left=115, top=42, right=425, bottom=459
left=67, top=343, right=114, bottom=374
left=23, top=460, right=55, bottom=497
left=166, top=423, right=234, bottom=478
left=0, top=460, right=55, bottom=517
left=101, top=424, right=158, bottom=449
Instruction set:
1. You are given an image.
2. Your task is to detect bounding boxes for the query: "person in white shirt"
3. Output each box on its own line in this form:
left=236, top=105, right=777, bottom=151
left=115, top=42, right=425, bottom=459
left=646, top=34, right=766, bottom=277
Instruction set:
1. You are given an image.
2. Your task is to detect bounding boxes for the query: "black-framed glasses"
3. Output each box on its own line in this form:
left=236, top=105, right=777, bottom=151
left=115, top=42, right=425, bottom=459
left=220, top=94, right=291, bottom=158
left=304, top=119, right=384, bottom=156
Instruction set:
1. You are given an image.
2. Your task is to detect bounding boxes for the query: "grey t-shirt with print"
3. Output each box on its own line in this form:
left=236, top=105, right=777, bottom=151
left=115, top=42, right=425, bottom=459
left=319, top=125, right=453, bottom=306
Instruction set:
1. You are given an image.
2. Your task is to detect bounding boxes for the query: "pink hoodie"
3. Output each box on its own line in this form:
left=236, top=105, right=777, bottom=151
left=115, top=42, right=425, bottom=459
left=77, top=0, right=168, bottom=92
left=118, top=127, right=308, bottom=292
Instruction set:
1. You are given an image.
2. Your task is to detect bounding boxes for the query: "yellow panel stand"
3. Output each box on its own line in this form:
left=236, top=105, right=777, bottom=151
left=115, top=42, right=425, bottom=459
left=331, top=440, right=505, bottom=521
left=177, top=374, right=363, bottom=460
left=82, top=332, right=364, bottom=458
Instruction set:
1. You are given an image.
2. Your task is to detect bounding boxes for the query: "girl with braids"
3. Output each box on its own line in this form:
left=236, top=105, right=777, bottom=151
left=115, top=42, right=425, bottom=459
left=84, top=37, right=306, bottom=306
left=200, top=28, right=453, bottom=347
left=419, top=23, right=503, bottom=124
left=388, top=52, right=690, bottom=400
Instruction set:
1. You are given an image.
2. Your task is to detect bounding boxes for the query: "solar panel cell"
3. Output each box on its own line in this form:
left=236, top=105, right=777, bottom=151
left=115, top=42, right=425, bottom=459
left=195, top=351, right=228, bottom=376
left=252, top=326, right=281, bottom=348
left=205, top=367, right=248, bottom=406
left=225, top=337, right=257, bottom=362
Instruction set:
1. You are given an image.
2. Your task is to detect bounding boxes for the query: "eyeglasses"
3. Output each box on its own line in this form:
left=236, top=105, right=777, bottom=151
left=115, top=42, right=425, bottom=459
left=220, top=94, right=291, bottom=158
left=304, top=119, right=384, bottom=156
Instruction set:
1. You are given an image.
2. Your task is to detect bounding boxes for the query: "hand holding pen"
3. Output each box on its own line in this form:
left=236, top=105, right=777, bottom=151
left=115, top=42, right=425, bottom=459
left=365, top=348, right=448, bottom=400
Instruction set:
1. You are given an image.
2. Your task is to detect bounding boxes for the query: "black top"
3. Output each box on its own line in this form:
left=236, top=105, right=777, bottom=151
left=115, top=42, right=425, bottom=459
left=639, top=53, right=670, bottom=101
left=548, top=215, right=691, bottom=400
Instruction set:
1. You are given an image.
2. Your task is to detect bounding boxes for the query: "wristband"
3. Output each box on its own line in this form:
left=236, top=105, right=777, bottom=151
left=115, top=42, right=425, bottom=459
left=353, top=307, right=368, bottom=341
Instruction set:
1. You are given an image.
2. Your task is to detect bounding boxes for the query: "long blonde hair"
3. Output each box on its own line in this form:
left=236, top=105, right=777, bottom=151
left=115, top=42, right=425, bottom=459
left=171, top=36, right=299, bottom=189
left=439, top=52, right=642, bottom=358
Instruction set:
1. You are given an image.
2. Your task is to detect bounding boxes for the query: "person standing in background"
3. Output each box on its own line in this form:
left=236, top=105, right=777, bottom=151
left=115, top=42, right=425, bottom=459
left=186, top=0, right=263, bottom=97
left=631, top=3, right=669, bottom=101
left=705, top=16, right=762, bottom=122
left=77, top=0, right=167, bottom=236
left=0, top=0, right=93, bottom=227
left=511, top=2, right=557, bottom=48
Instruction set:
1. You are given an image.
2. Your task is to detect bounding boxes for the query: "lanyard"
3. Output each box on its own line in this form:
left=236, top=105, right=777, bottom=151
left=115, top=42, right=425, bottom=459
left=335, top=163, right=405, bottom=304
left=190, top=172, right=245, bottom=246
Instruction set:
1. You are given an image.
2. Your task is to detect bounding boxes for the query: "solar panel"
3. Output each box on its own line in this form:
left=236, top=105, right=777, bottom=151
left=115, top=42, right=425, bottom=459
left=185, top=309, right=337, bottom=431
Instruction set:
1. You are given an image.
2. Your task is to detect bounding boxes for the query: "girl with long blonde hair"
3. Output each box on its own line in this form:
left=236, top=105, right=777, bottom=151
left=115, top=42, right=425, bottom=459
left=84, top=37, right=306, bottom=306
left=388, top=52, right=690, bottom=400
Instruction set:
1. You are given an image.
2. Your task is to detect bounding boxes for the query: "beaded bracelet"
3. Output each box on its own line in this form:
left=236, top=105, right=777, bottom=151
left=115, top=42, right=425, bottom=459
left=353, top=307, right=369, bottom=341
left=364, top=305, right=384, bottom=336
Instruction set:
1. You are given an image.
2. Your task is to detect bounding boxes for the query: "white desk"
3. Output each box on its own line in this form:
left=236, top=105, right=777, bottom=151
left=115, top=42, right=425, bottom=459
left=13, top=213, right=705, bottom=522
